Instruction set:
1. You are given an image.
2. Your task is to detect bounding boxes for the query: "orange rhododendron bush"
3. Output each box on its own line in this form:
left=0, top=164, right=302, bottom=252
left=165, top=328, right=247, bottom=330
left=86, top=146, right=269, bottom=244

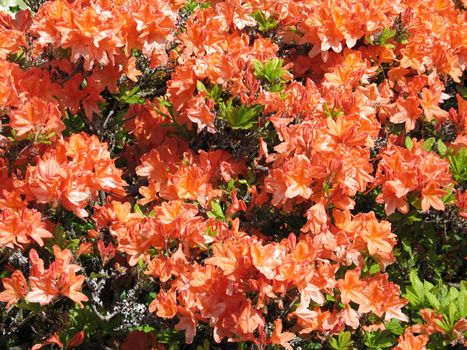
left=0, top=0, right=466, bottom=349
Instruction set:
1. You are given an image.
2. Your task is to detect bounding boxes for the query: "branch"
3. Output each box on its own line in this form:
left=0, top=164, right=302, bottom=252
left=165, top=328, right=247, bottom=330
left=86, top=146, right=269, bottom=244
left=126, top=178, right=149, bottom=197
left=0, top=311, right=34, bottom=347
left=91, top=304, right=119, bottom=322
left=138, top=86, right=167, bottom=98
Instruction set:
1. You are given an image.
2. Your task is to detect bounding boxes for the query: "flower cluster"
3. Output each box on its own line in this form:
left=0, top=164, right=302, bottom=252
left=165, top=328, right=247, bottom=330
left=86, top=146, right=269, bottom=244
left=0, top=0, right=465, bottom=349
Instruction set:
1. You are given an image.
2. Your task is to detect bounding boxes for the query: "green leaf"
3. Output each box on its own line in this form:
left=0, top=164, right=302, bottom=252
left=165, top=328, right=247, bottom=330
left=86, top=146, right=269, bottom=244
left=46, top=224, right=67, bottom=251
left=409, top=269, right=425, bottom=300
left=368, top=27, right=399, bottom=47
left=405, top=136, right=414, bottom=151
left=379, top=27, right=397, bottom=45
left=202, top=339, right=210, bottom=350
left=407, top=209, right=422, bottom=222
left=385, top=320, right=404, bottom=336
left=252, top=58, right=288, bottom=91
left=401, top=239, right=412, bottom=254
left=116, top=85, right=144, bottom=104
left=446, top=286, right=460, bottom=305
left=448, top=302, right=458, bottom=323
left=208, top=84, right=222, bottom=102
left=442, top=189, right=455, bottom=204
left=134, top=203, right=144, bottom=215
left=207, top=200, right=225, bottom=221
left=456, top=85, right=467, bottom=99
left=448, top=147, right=467, bottom=182
left=424, top=280, right=434, bottom=290
left=329, top=331, right=353, bottom=350
left=132, top=324, right=157, bottom=333
left=434, top=317, right=451, bottom=334
left=66, top=238, right=80, bottom=252
left=425, top=289, right=440, bottom=309
left=461, top=281, right=467, bottom=293
left=405, top=288, right=422, bottom=306
left=220, top=103, right=263, bottom=130
left=196, top=80, right=207, bottom=93
left=251, top=10, right=278, bottom=32
left=323, top=103, right=344, bottom=119
left=458, top=288, right=466, bottom=318
left=437, top=139, right=447, bottom=156
left=364, top=330, right=396, bottom=349
left=226, top=179, right=236, bottom=192
left=184, top=0, right=201, bottom=13
left=252, top=59, right=263, bottom=76
left=287, top=26, right=302, bottom=35
left=422, top=137, right=436, bottom=151
left=329, top=337, right=339, bottom=350
left=17, top=299, right=42, bottom=313
left=369, top=263, right=381, bottom=275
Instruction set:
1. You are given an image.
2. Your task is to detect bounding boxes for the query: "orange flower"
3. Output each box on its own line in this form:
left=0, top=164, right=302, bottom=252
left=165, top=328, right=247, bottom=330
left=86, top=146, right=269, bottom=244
left=31, top=333, right=63, bottom=350
left=394, top=330, right=429, bottom=350
left=26, top=247, right=88, bottom=307
left=251, top=243, right=286, bottom=280
left=237, top=300, right=265, bottom=335
left=149, top=288, right=178, bottom=318
left=390, top=96, right=423, bottom=132
left=123, top=56, right=142, bottom=82
left=205, top=238, right=250, bottom=277
left=265, top=155, right=313, bottom=207
left=360, top=216, right=396, bottom=256
left=340, top=304, right=360, bottom=329
left=0, top=26, right=26, bottom=60
left=269, top=319, right=296, bottom=350
left=117, top=217, right=163, bottom=266
left=421, top=181, right=446, bottom=212
left=284, top=155, right=313, bottom=199
left=358, top=273, right=408, bottom=322
left=455, top=190, right=467, bottom=219
left=336, top=269, right=367, bottom=305
left=0, top=270, right=28, bottom=309
left=121, top=331, right=161, bottom=350
left=419, top=87, right=449, bottom=122
left=24, top=133, right=127, bottom=217
left=10, top=98, right=64, bottom=140
left=184, top=94, right=216, bottom=133
left=0, top=208, right=53, bottom=249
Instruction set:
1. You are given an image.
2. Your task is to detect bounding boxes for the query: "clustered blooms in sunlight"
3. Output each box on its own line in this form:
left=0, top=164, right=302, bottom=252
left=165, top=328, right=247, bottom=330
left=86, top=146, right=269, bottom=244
left=375, top=137, right=453, bottom=215
left=0, top=0, right=465, bottom=349
left=0, top=246, right=87, bottom=308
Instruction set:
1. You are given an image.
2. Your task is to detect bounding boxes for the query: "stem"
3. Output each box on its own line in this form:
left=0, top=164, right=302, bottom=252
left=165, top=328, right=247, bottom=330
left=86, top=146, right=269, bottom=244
left=0, top=312, right=34, bottom=347
left=91, top=304, right=119, bottom=322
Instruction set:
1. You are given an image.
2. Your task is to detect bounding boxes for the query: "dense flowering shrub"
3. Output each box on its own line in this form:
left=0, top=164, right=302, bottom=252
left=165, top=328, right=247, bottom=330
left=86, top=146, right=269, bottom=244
left=0, top=0, right=466, bottom=349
